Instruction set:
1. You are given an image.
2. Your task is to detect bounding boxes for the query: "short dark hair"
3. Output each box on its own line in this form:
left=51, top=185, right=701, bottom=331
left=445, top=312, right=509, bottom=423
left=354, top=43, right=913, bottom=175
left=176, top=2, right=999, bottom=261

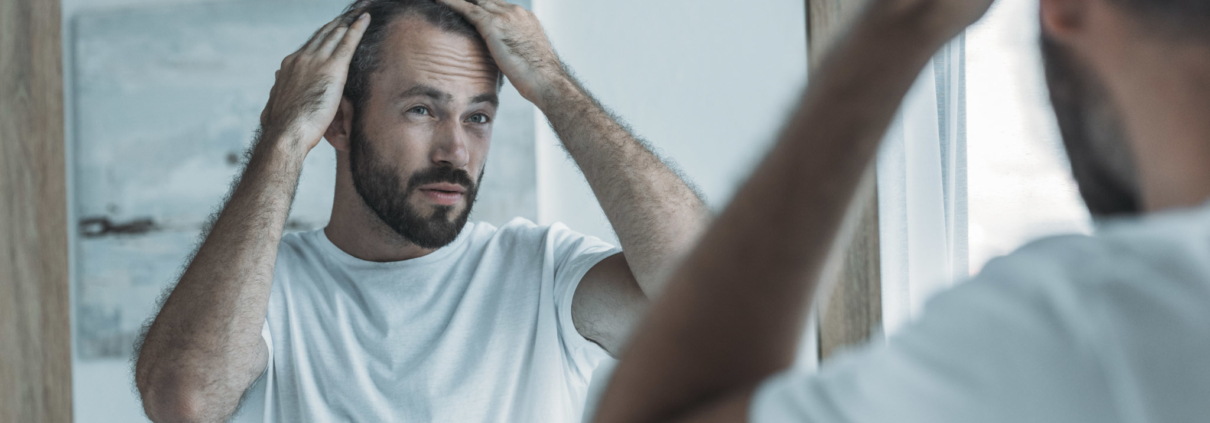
left=1109, top=0, right=1210, bottom=37
left=340, top=0, right=491, bottom=109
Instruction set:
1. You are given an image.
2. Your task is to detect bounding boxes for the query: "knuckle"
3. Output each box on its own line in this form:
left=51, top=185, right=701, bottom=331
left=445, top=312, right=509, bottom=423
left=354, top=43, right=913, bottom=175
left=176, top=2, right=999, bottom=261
left=294, top=53, right=318, bottom=65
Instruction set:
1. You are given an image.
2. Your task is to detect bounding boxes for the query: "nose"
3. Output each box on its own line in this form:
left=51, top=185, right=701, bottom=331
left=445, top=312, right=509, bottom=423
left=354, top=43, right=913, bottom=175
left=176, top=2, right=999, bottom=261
left=430, top=118, right=470, bottom=169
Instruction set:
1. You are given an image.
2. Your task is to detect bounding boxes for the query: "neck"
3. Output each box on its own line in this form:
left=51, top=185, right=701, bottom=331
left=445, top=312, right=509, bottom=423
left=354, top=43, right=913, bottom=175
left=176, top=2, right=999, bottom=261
left=324, top=153, right=438, bottom=262
left=1107, top=41, right=1210, bottom=213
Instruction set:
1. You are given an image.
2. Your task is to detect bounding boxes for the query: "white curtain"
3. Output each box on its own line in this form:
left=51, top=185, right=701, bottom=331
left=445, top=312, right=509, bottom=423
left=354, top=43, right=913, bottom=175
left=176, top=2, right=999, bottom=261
left=877, top=36, right=969, bottom=336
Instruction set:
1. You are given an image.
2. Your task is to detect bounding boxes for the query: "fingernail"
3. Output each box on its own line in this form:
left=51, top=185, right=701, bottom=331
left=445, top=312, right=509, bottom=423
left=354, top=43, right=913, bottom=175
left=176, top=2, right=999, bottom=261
left=359, top=12, right=369, bottom=20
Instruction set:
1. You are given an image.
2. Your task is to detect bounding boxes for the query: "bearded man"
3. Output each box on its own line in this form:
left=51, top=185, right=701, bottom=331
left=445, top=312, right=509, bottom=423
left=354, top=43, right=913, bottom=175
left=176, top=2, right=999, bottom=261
left=133, top=1, right=708, bottom=422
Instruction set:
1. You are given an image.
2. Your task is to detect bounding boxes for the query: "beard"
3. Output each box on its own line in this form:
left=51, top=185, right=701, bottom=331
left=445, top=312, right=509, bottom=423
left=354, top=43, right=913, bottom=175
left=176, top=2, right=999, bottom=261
left=348, top=121, right=482, bottom=249
left=1040, top=35, right=1142, bottom=218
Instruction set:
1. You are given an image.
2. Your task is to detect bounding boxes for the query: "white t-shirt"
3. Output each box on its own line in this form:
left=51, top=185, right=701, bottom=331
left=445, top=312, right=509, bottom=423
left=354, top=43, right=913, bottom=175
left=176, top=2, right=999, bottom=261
left=233, top=218, right=619, bottom=422
left=751, top=202, right=1210, bottom=423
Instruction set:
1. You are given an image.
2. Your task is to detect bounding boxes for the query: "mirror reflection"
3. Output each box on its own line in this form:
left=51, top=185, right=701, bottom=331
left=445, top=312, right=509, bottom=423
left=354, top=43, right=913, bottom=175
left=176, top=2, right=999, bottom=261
left=67, top=1, right=806, bottom=421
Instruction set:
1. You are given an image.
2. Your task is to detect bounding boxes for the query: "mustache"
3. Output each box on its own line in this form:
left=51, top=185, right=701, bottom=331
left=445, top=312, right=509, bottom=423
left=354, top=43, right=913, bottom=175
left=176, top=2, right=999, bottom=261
left=405, top=166, right=476, bottom=193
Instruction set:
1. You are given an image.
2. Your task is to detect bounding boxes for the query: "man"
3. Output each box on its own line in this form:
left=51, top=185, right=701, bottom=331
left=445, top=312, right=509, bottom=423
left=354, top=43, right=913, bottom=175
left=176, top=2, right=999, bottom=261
left=593, top=0, right=1210, bottom=422
left=133, top=0, right=707, bottom=421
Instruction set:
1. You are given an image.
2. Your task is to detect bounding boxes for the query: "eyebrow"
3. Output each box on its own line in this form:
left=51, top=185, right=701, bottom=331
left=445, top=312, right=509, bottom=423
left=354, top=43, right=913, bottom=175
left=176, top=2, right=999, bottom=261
left=396, top=84, right=499, bottom=108
left=471, top=93, right=499, bottom=109
left=397, top=84, right=449, bottom=102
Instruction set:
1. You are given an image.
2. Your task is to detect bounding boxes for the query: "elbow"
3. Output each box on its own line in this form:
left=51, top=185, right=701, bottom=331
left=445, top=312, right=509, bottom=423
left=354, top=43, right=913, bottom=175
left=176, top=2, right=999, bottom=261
left=136, top=365, right=212, bottom=423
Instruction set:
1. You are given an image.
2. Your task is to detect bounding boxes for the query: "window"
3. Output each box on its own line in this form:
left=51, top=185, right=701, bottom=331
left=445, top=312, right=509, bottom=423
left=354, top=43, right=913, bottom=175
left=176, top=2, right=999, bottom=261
left=966, top=0, right=1092, bottom=274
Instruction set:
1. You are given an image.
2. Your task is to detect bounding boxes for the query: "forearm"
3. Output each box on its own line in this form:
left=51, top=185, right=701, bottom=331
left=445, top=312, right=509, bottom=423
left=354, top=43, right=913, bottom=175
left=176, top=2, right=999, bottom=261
left=136, top=132, right=307, bottom=422
left=593, top=10, right=955, bottom=423
left=539, top=77, right=710, bottom=295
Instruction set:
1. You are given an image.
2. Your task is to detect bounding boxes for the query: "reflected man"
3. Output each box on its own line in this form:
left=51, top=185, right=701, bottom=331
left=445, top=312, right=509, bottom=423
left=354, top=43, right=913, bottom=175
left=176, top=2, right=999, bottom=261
left=134, top=1, right=707, bottom=421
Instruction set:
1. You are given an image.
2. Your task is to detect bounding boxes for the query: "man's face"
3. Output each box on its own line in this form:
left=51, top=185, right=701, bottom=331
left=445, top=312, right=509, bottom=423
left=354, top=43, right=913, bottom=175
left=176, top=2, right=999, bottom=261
left=1041, top=34, right=1142, bottom=217
left=349, top=16, right=499, bottom=249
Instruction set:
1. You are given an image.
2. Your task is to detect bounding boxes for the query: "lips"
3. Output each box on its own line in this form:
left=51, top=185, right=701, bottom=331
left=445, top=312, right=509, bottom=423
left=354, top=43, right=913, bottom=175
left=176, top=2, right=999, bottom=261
left=417, top=182, right=466, bottom=206
left=418, top=183, right=467, bottom=194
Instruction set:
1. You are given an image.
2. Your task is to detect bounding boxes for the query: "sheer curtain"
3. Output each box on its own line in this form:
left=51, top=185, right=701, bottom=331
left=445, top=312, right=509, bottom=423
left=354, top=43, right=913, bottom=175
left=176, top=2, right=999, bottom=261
left=877, top=36, right=969, bottom=336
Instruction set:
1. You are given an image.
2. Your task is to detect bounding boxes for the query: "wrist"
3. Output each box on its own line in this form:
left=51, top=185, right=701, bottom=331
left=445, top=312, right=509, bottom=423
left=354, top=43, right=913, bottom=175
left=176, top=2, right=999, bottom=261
left=257, top=127, right=313, bottom=165
left=861, top=2, right=970, bottom=49
left=531, top=72, right=585, bottom=113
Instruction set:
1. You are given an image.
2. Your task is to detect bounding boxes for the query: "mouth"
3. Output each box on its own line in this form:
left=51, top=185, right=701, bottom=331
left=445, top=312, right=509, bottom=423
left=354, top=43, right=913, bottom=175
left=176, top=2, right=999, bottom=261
left=417, top=183, right=467, bottom=206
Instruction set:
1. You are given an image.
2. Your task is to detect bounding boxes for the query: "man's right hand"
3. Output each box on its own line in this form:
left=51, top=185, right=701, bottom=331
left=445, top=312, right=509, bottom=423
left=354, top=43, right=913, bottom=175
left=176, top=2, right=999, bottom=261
left=259, top=11, right=370, bottom=153
left=867, top=0, right=995, bottom=43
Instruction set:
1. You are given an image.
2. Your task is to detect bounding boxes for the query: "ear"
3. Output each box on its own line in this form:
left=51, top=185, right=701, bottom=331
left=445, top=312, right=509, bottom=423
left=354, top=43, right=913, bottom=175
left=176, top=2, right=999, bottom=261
left=1040, top=0, right=1090, bottom=42
left=325, top=97, right=355, bottom=153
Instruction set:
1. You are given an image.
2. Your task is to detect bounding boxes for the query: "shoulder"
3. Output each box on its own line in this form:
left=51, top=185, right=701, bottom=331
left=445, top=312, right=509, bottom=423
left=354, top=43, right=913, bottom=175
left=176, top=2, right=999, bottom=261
left=268, top=229, right=330, bottom=283
left=276, top=229, right=320, bottom=261
left=941, top=208, right=1210, bottom=348
left=977, top=207, right=1210, bottom=298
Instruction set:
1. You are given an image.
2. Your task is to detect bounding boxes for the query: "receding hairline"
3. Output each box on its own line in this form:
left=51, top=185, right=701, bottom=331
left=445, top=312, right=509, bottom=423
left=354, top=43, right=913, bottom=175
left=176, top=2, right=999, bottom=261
left=351, top=11, right=502, bottom=109
left=377, top=13, right=495, bottom=61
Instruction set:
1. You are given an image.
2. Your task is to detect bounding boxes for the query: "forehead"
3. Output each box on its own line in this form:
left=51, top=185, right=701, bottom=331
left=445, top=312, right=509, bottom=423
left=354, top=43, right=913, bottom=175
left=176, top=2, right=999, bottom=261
left=370, top=15, right=499, bottom=102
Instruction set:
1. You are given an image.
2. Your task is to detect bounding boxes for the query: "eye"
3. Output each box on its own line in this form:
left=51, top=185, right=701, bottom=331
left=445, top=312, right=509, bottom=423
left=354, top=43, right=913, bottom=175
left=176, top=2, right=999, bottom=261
left=467, top=113, right=491, bottom=124
left=408, top=106, right=430, bottom=116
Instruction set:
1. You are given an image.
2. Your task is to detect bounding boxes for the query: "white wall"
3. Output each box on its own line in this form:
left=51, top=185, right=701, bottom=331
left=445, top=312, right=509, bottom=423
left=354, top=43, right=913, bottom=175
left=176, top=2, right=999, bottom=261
left=533, top=0, right=810, bottom=244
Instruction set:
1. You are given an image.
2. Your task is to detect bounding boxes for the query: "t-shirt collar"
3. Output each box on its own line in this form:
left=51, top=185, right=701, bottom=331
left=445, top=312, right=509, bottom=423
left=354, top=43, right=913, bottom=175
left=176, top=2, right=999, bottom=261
left=312, top=222, right=475, bottom=269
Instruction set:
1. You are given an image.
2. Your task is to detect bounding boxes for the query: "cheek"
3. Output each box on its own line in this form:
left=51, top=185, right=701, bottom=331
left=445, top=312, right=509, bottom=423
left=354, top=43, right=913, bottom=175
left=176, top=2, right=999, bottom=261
left=469, top=128, right=493, bottom=155
left=374, top=122, right=437, bottom=162
left=468, top=129, right=492, bottom=166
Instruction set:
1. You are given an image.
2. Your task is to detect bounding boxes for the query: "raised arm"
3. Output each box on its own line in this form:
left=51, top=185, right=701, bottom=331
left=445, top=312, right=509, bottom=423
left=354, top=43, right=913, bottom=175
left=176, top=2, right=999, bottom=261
left=588, top=1, right=993, bottom=422
left=133, top=12, right=369, bottom=423
left=439, top=0, right=711, bottom=354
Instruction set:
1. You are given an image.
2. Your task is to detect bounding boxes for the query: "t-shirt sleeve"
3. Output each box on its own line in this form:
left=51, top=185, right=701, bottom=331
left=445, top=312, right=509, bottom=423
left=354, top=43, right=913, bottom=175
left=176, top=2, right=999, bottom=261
left=750, top=250, right=1121, bottom=423
left=260, top=319, right=273, bottom=365
left=547, top=222, right=622, bottom=382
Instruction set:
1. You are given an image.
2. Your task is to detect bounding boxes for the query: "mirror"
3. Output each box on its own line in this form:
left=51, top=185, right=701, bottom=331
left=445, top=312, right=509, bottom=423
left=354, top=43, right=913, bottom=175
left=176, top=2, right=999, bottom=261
left=64, top=0, right=808, bottom=421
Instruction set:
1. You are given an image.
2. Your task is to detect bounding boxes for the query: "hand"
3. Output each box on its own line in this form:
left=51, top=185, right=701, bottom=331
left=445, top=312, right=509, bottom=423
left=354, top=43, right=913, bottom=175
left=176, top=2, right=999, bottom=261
left=867, top=0, right=995, bottom=42
left=436, top=0, right=570, bottom=109
left=259, top=12, right=370, bottom=153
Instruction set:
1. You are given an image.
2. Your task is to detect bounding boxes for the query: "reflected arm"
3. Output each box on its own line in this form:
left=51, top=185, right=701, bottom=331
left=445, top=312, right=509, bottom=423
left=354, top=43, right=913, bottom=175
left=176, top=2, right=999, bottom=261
left=134, top=135, right=304, bottom=423
left=133, top=12, right=368, bottom=422
left=539, top=74, right=711, bottom=355
left=590, top=5, right=971, bottom=423
left=435, top=0, right=712, bottom=355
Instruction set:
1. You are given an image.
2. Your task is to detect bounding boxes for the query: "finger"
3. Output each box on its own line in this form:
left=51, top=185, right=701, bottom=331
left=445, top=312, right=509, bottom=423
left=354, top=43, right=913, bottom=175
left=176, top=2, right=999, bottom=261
left=281, top=52, right=298, bottom=68
left=476, top=0, right=510, bottom=13
left=482, top=0, right=524, bottom=14
left=331, top=13, right=371, bottom=62
left=303, top=17, right=344, bottom=54
left=435, top=0, right=490, bottom=23
left=341, top=0, right=372, bottom=22
left=316, top=25, right=350, bottom=57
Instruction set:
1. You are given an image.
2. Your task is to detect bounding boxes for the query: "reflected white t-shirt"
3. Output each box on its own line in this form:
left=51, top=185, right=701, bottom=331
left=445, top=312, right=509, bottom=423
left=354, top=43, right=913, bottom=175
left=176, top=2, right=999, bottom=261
left=752, top=203, right=1210, bottom=423
left=233, top=218, right=618, bottom=422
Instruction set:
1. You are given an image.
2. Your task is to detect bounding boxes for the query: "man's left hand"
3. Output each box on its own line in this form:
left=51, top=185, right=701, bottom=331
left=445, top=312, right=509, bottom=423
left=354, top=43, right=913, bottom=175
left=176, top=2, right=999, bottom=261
left=437, top=0, right=571, bottom=109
